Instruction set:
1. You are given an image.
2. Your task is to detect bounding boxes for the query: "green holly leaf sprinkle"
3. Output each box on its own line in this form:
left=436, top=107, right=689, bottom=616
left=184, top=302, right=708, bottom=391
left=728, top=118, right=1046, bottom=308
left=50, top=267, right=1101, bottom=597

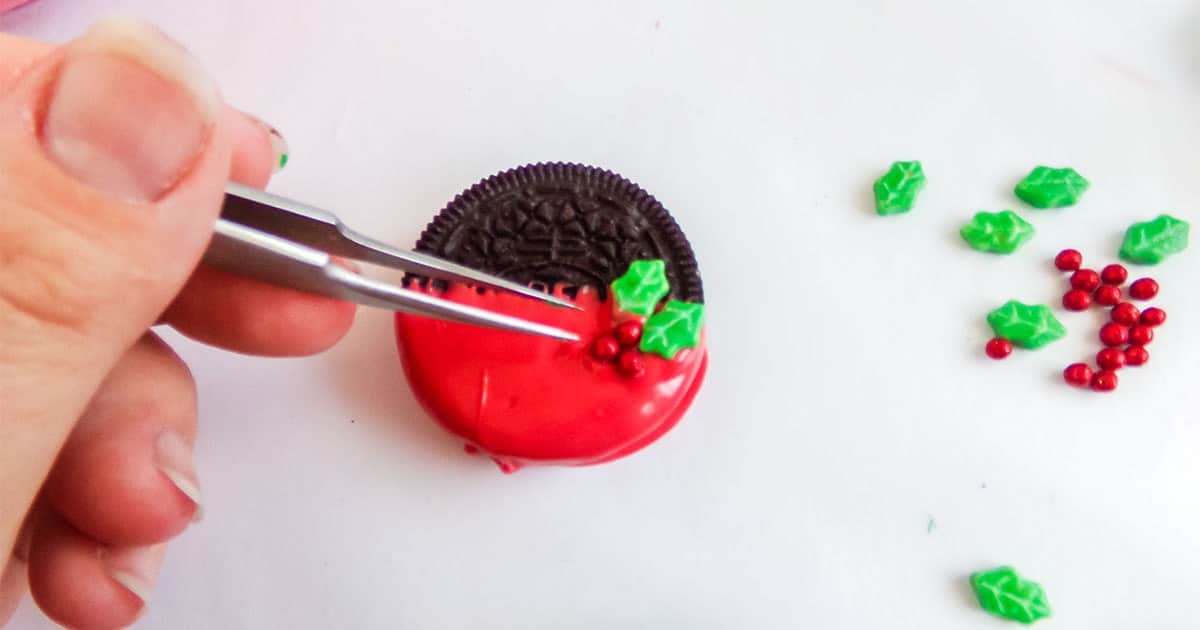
left=986, top=300, right=1065, bottom=349
left=610, top=260, right=671, bottom=316
left=1014, top=166, right=1089, bottom=208
left=873, top=161, right=926, bottom=215
left=959, top=210, right=1036, bottom=254
left=640, top=300, right=705, bottom=359
left=1119, top=214, right=1189, bottom=265
left=971, top=566, right=1052, bottom=624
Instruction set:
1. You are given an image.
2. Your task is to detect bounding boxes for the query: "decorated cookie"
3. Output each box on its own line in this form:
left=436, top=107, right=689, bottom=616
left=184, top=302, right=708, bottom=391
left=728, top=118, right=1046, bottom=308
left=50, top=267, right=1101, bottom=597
left=394, top=163, right=707, bottom=473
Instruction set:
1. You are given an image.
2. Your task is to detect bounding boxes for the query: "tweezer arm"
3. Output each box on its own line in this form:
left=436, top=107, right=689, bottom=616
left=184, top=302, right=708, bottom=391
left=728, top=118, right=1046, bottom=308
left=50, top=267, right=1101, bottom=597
left=221, top=183, right=578, bottom=310
left=203, top=220, right=578, bottom=341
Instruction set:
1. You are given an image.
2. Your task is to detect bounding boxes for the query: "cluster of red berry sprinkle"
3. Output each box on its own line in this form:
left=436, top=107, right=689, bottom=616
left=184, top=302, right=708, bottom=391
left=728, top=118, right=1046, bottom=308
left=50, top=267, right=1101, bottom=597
left=591, top=320, right=647, bottom=378
left=1054, top=249, right=1166, bottom=392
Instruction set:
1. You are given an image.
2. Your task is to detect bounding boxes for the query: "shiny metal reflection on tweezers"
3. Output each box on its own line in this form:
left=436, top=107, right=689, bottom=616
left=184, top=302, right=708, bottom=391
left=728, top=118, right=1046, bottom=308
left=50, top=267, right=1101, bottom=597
left=200, top=183, right=579, bottom=342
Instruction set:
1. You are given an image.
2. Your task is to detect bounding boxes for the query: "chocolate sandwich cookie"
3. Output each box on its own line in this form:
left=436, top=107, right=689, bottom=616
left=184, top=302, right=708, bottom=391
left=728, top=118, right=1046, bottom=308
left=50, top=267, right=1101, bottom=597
left=409, top=162, right=703, bottom=303
left=394, top=163, right=708, bottom=473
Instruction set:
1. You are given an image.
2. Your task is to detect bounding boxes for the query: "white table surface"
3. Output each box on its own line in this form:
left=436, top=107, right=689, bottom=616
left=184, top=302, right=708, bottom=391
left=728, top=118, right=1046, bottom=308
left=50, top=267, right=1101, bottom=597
left=5, top=1, right=1200, bottom=628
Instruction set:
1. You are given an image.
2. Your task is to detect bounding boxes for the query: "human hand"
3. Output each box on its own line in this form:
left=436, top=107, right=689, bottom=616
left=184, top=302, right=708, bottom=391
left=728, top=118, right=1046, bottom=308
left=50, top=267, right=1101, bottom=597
left=0, top=18, right=355, bottom=629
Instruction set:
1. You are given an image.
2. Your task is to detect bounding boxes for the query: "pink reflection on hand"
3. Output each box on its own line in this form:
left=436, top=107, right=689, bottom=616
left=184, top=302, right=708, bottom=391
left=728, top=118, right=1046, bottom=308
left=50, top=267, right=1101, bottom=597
left=0, top=0, right=35, bottom=13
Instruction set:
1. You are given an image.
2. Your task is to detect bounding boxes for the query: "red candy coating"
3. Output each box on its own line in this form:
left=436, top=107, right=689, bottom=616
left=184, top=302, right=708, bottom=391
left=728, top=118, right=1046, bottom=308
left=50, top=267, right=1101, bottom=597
left=1111, top=302, right=1140, bottom=326
left=1070, top=269, right=1101, bottom=292
left=1140, top=307, right=1167, bottom=327
left=615, top=320, right=644, bottom=347
left=1099, top=323, right=1129, bottom=347
left=1091, top=370, right=1119, bottom=392
left=1063, top=363, right=1093, bottom=387
left=1125, top=345, right=1150, bottom=366
left=395, top=285, right=707, bottom=473
left=1054, top=249, right=1083, bottom=272
left=986, top=337, right=1014, bottom=360
left=1129, top=325, right=1154, bottom=346
left=591, top=335, right=620, bottom=362
left=1097, top=348, right=1126, bottom=370
left=1100, top=264, right=1128, bottom=285
left=618, top=350, right=646, bottom=378
left=1129, top=278, right=1159, bottom=300
left=1094, top=285, right=1122, bottom=306
left=1062, top=289, right=1092, bottom=311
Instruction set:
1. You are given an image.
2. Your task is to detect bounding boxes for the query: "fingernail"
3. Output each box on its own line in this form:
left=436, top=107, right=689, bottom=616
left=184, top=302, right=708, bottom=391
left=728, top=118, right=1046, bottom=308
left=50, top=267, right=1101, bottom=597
left=41, top=16, right=220, bottom=202
left=259, top=119, right=289, bottom=172
left=100, top=543, right=167, bottom=605
left=155, top=430, right=203, bottom=521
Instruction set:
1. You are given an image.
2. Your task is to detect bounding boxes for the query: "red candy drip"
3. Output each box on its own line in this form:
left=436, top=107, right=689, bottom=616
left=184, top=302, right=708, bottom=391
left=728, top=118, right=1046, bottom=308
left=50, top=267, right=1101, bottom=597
left=395, top=285, right=706, bottom=472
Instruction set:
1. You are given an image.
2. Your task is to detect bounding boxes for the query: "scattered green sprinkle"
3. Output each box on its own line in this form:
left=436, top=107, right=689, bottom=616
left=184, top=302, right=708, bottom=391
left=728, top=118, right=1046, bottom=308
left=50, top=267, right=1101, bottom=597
left=873, top=161, right=926, bottom=215
left=959, top=210, right=1035, bottom=254
left=986, top=301, right=1065, bottom=350
left=640, top=300, right=705, bottom=359
left=1119, top=214, right=1189, bottom=265
left=1014, top=166, right=1089, bottom=208
left=971, top=566, right=1052, bottom=624
left=610, top=260, right=671, bottom=317
left=279, top=153, right=289, bottom=169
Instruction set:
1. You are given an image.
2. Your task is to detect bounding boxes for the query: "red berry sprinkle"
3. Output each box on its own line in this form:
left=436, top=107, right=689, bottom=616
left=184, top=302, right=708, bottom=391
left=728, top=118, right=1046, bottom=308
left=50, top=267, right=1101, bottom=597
left=1070, top=269, right=1101, bottom=292
left=1099, top=322, right=1129, bottom=347
left=1125, top=345, right=1150, bottom=366
left=1111, top=302, right=1140, bottom=326
left=1139, top=307, right=1167, bottom=327
left=1091, top=370, right=1119, bottom=392
left=617, top=350, right=645, bottom=378
left=1129, top=325, right=1154, bottom=346
left=985, top=337, right=1014, bottom=360
left=1063, top=363, right=1093, bottom=387
left=1097, top=347, right=1127, bottom=370
left=1129, top=278, right=1159, bottom=300
left=591, top=335, right=620, bottom=362
left=615, top=320, right=644, bottom=347
left=1100, top=264, right=1128, bottom=285
left=1094, top=285, right=1122, bottom=306
left=1054, top=249, right=1083, bottom=272
left=1062, top=289, right=1092, bottom=311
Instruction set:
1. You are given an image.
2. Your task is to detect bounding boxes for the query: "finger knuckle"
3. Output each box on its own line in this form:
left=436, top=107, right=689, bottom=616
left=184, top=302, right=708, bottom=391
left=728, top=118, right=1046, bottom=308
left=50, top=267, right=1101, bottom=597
left=0, top=201, right=156, bottom=336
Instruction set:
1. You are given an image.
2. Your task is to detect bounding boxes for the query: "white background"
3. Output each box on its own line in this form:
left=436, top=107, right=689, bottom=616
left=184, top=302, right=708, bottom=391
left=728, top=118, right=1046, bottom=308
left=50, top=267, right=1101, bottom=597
left=5, top=0, right=1200, bottom=628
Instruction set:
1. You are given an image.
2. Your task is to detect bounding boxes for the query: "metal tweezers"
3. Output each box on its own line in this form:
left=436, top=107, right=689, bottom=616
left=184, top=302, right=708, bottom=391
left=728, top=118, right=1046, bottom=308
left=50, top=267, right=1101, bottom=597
left=202, top=183, right=580, bottom=342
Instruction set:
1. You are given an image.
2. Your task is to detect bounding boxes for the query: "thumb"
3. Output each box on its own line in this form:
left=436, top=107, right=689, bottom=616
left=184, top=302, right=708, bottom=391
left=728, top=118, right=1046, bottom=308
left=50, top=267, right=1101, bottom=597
left=0, top=18, right=232, bottom=556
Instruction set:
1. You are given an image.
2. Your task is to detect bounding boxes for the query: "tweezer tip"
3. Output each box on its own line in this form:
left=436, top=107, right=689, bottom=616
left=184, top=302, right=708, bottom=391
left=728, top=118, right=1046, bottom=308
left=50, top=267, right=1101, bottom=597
left=549, top=329, right=581, bottom=342
left=540, top=293, right=583, bottom=311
